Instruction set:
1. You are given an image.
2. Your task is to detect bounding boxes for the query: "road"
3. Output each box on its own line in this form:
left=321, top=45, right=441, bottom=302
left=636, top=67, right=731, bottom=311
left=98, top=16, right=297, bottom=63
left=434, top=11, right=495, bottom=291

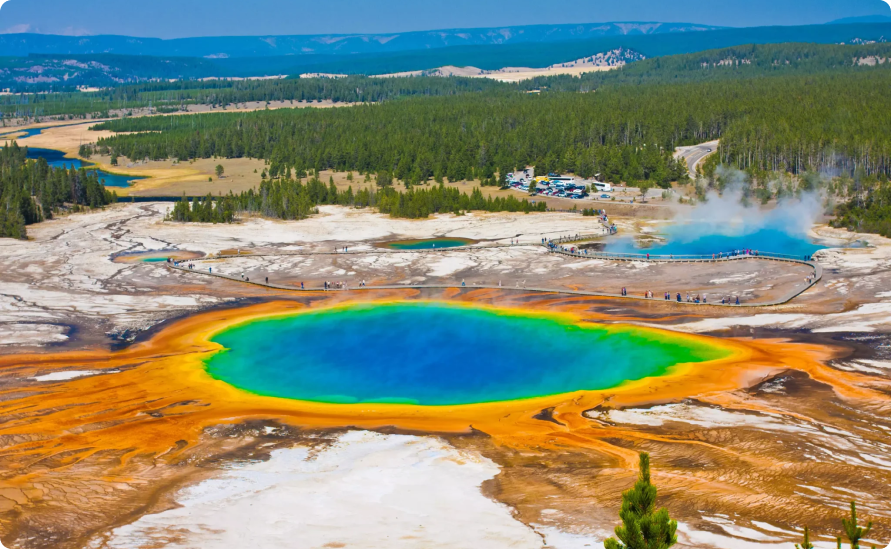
left=674, top=140, right=719, bottom=176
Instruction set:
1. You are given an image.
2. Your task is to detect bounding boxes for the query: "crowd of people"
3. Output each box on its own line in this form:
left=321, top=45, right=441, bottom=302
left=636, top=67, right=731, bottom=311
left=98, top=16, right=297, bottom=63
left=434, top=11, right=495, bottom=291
left=169, top=258, right=197, bottom=270
left=621, top=288, right=743, bottom=305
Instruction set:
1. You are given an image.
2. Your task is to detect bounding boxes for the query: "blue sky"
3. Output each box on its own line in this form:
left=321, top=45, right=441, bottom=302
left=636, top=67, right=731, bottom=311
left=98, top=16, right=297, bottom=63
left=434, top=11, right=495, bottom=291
left=0, top=0, right=889, bottom=38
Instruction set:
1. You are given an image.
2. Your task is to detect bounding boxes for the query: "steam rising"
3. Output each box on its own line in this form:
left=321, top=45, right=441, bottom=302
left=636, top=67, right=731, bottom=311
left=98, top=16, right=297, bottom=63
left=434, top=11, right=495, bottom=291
left=672, top=186, right=824, bottom=240
left=607, top=172, right=826, bottom=255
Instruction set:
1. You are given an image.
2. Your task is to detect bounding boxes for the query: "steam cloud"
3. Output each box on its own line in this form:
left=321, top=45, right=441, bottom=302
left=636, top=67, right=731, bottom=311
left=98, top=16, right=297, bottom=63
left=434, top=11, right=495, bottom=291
left=675, top=165, right=825, bottom=239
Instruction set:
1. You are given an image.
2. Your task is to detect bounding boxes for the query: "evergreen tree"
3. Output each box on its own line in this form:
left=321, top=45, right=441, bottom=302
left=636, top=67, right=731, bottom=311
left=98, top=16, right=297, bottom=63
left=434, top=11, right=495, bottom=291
left=377, top=171, right=393, bottom=187
left=841, top=502, right=872, bottom=549
left=604, top=453, right=677, bottom=549
left=0, top=142, right=115, bottom=239
left=795, top=526, right=814, bottom=549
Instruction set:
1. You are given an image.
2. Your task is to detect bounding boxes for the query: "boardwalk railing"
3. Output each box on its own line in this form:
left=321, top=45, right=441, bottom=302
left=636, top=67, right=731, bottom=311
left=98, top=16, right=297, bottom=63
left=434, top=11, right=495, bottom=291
left=548, top=231, right=611, bottom=246
left=541, top=242, right=822, bottom=306
left=545, top=247, right=814, bottom=263
left=166, top=240, right=823, bottom=308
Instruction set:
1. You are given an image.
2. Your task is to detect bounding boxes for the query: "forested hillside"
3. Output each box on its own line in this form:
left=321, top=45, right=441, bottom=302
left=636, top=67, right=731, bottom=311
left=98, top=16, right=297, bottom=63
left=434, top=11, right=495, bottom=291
left=0, top=23, right=721, bottom=58
left=526, top=42, right=891, bottom=90
left=171, top=178, right=547, bottom=223
left=90, top=70, right=891, bottom=186
left=90, top=89, right=693, bottom=186
left=0, top=143, right=116, bottom=238
left=0, top=76, right=508, bottom=119
left=1, top=22, right=889, bottom=92
left=4, top=41, right=889, bottom=121
left=251, top=23, right=889, bottom=78
left=0, top=54, right=227, bottom=91
left=832, top=182, right=891, bottom=237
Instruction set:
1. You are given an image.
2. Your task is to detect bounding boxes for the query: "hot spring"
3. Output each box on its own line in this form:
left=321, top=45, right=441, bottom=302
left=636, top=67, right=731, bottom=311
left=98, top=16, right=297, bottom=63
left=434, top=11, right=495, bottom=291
left=605, top=193, right=828, bottom=258
left=380, top=238, right=475, bottom=250
left=605, top=223, right=825, bottom=258
left=204, top=303, right=731, bottom=406
left=111, top=250, right=204, bottom=263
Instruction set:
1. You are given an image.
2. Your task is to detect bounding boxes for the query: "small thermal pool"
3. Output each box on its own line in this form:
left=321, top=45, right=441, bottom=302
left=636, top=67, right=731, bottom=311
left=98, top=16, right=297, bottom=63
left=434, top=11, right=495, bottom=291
left=112, top=250, right=204, bottom=264
left=379, top=238, right=475, bottom=250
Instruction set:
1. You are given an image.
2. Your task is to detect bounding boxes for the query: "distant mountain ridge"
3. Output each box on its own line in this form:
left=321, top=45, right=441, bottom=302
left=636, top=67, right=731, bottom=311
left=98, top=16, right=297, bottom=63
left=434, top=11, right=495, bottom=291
left=0, top=22, right=722, bottom=58
left=2, top=22, right=891, bottom=91
left=827, top=15, right=891, bottom=25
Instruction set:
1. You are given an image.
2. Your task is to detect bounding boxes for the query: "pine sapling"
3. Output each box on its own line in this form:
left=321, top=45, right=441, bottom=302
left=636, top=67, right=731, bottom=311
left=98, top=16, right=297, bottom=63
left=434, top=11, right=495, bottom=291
left=841, top=501, right=872, bottom=549
left=604, top=452, right=678, bottom=549
left=795, top=526, right=814, bottom=549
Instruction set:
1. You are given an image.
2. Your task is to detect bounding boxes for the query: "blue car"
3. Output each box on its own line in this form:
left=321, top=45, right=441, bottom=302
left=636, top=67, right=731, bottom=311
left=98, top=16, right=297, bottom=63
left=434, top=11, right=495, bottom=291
left=600, top=194, right=610, bottom=199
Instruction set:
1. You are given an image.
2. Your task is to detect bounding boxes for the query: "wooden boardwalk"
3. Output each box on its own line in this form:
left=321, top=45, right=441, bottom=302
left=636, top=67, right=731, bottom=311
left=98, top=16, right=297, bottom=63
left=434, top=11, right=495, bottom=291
left=167, top=239, right=822, bottom=308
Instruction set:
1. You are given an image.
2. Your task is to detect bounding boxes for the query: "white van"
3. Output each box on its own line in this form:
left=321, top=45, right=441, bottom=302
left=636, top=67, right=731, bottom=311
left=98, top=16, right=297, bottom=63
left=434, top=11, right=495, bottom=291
left=592, top=182, right=612, bottom=192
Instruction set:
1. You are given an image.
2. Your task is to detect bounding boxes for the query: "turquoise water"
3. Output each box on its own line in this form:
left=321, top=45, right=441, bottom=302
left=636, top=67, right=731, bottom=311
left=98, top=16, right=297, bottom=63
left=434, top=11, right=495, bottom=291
left=606, top=223, right=824, bottom=259
left=383, top=238, right=473, bottom=250
left=112, top=250, right=202, bottom=263
left=204, top=303, right=728, bottom=406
